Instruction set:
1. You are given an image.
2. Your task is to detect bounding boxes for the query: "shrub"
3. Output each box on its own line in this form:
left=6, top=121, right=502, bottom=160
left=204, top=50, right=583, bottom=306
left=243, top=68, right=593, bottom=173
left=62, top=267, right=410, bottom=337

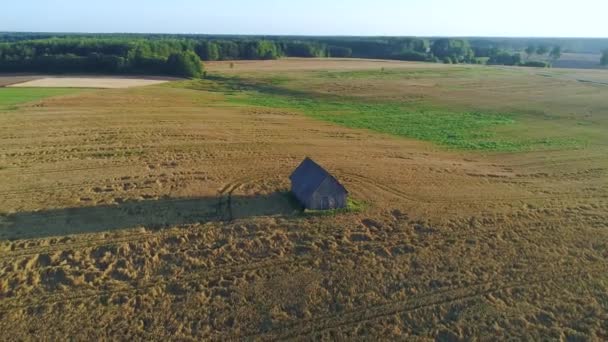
left=328, top=46, right=352, bottom=58
left=520, top=61, right=550, bottom=68
left=601, top=50, right=608, bottom=66
left=166, top=51, right=203, bottom=78
left=391, top=50, right=429, bottom=62
left=488, top=51, right=521, bottom=66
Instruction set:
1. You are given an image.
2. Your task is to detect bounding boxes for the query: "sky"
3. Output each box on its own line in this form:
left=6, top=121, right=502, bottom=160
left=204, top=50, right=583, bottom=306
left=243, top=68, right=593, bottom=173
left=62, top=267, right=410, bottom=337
left=1, top=0, right=606, bottom=37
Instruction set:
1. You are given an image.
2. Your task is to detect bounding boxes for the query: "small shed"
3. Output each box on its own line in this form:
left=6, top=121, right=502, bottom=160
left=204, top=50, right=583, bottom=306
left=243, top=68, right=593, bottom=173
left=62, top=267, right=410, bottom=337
left=289, top=157, right=348, bottom=210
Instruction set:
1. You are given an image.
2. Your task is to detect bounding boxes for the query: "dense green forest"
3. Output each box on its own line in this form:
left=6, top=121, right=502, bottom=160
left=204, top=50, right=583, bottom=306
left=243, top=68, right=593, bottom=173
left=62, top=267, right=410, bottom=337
left=1, top=33, right=607, bottom=77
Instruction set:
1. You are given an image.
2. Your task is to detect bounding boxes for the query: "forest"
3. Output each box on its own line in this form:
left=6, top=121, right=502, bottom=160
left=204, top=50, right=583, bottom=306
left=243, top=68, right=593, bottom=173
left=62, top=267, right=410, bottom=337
left=1, top=33, right=606, bottom=77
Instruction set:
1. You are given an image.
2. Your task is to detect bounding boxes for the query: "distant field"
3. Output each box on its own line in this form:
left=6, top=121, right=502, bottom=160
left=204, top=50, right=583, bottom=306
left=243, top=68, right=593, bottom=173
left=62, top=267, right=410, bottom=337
left=206, top=57, right=451, bottom=72
left=8, top=76, right=174, bottom=88
left=0, top=87, right=83, bottom=108
left=0, top=75, right=41, bottom=87
left=202, top=60, right=608, bottom=152
left=552, top=53, right=605, bottom=70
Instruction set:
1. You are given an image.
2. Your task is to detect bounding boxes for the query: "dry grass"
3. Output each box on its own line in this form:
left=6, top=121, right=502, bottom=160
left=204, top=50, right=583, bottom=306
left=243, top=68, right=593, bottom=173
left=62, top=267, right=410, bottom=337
left=0, top=59, right=607, bottom=340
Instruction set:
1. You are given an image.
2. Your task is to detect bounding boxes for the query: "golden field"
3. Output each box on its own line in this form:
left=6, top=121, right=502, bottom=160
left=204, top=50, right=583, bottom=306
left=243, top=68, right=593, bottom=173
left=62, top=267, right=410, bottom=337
left=0, top=59, right=607, bottom=340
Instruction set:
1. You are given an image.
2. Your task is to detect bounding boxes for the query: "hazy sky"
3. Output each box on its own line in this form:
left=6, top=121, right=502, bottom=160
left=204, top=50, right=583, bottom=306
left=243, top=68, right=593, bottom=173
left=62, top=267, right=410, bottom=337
left=1, top=0, right=606, bottom=37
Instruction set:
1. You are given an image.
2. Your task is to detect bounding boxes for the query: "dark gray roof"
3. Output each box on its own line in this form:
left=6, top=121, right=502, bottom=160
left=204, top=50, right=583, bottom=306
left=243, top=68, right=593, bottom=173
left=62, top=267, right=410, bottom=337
left=290, top=157, right=348, bottom=200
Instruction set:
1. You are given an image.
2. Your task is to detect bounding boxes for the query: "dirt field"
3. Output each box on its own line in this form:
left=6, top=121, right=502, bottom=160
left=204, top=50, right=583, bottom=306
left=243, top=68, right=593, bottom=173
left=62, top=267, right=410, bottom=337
left=552, top=53, right=605, bottom=70
left=0, top=59, right=607, bottom=340
left=206, top=57, right=452, bottom=72
left=7, top=76, right=175, bottom=88
left=0, top=75, right=42, bottom=87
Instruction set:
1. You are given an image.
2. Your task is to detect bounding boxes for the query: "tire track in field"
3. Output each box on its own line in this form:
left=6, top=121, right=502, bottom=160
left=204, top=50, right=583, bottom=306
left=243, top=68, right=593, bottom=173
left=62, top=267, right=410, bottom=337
left=502, top=155, right=605, bottom=169
left=243, top=263, right=607, bottom=340
left=342, top=171, right=607, bottom=204
left=0, top=227, right=205, bottom=261
left=0, top=162, right=138, bottom=176
left=341, top=172, right=422, bottom=203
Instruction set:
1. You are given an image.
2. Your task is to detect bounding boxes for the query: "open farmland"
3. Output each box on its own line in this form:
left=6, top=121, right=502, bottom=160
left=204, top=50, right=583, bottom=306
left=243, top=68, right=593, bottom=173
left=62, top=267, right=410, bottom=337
left=0, top=59, right=607, bottom=340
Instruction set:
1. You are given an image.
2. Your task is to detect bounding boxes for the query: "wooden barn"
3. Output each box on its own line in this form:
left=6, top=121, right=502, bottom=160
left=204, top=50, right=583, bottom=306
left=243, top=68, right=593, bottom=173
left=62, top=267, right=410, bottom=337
left=290, top=157, right=348, bottom=210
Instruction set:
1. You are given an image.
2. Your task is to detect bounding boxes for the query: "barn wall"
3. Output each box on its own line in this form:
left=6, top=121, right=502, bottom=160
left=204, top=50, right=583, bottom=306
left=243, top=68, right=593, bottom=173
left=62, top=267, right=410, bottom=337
left=291, top=183, right=312, bottom=209
left=310, top=177, right=348, bottom=210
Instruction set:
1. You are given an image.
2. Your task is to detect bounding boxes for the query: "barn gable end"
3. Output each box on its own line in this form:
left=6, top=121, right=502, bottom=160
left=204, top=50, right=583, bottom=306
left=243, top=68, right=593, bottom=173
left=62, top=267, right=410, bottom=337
left=290, top=157, right=348, bottom=210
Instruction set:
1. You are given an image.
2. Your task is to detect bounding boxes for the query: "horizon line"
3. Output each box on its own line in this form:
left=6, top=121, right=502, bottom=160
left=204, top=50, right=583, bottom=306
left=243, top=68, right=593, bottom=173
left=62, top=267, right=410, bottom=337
left=2, top=31, right=608, bottom=40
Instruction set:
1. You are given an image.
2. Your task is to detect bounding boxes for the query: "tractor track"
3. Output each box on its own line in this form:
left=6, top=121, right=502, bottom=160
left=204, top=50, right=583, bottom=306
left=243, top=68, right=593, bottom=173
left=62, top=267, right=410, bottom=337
left=342, top=171, right=607, bottom=204
left=241, top=262, right=607, bottom=340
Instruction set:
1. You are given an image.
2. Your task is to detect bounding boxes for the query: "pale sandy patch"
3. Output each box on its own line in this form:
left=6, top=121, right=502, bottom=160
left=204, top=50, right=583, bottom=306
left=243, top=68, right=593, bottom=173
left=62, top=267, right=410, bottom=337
left=8, top=76, right=175, bottom=88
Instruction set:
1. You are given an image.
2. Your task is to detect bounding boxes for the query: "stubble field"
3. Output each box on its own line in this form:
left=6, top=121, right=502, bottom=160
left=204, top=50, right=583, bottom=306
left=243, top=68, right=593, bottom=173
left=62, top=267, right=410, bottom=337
left=0, top=59, right=607, bottom=340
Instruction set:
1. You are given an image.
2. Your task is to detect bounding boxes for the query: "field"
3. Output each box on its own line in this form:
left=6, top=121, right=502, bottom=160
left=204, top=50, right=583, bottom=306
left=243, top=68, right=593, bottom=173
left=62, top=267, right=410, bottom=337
left=0, top=75, right=41, bottom=87
left=0, top=59, right=607, bottom=340
left=7, top=76, right=174, bottom=89
left=552, top=53, right=605, bottom=70
left=0, top=87, right=84, bottom=109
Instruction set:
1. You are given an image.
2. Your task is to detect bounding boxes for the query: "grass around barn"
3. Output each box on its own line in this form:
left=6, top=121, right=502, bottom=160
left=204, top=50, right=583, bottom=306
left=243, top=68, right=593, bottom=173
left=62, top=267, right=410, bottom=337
left=0, top=88, right=83, bottom=109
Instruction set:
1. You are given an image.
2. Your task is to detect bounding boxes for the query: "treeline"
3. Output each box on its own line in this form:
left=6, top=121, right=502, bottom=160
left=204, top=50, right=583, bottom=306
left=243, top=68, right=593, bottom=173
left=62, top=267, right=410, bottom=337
left=0, top=38, right=203, bottom=77
left=191, top=37, right=551, bottom=67
left=193, top=38, right=431, bottom=61
left=2, top=34, right=600, bottom=76
left=3, top=33, right=608, bottom=54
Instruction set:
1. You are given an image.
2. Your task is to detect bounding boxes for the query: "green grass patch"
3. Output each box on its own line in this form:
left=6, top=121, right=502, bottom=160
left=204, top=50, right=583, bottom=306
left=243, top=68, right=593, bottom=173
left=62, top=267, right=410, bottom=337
left=0, top=88, right=82, bottom=109
left=282, top=191, right=365, bottom=216
left=314, top=68, right=471, bottom=80
left=229, top=90, right=574, bottom=151
left=175, top=77, right=586, bottom=152
left=302, top=198, right=366, bottom=217
left=313, top=66, right=508, bottom=81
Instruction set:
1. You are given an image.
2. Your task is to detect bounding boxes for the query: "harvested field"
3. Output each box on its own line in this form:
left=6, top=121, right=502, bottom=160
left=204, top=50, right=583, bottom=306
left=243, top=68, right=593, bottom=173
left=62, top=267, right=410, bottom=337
left=0, top=75, right=42, bottom=87
left=552, top=53, right=605, bottom=70
left=0, top=59, right=607, bottom=340
left=8, top=76, right=175, bottom=89
left=0, top=88, right=84, bottom=109
left=206, top=57, right=451, bottom=72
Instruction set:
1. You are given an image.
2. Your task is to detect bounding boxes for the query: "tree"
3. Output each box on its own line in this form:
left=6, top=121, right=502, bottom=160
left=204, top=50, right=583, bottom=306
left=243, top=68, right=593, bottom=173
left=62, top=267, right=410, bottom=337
left=525, top=45, right=536, bottom=59
left=601, top=50, right=608, bottom=66
left=216, top=41, right=240, bottom=60
left=283, top=42, right=325, bottom=57
left=166, top=51, right=203, bottom=78
left=536, top=45, right=549, bottom=55
left=430, top=39, right=474, bottom=63
left=549, top=46, right=562, bottom=61
left=239, top=41, right=279, bottom=60
left=488, top=50, right=521, bottom=66
left=195, top=41, right=219, bottom=61
left=328, top=46, right=352, bottom=58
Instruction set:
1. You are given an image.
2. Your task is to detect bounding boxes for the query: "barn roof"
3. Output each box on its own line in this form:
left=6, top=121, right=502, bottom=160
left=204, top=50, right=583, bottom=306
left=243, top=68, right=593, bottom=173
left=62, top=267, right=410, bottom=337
left=290, top=157, right=348, bottom=200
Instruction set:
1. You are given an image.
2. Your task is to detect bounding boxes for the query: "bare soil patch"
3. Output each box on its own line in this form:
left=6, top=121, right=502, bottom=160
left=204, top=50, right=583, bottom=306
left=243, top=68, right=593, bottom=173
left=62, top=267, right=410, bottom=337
left=207, top=57, right=450, bottom=73
left=0, top=75, right=42, bottom=87
left=8, top=76, right=177, bottom=88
